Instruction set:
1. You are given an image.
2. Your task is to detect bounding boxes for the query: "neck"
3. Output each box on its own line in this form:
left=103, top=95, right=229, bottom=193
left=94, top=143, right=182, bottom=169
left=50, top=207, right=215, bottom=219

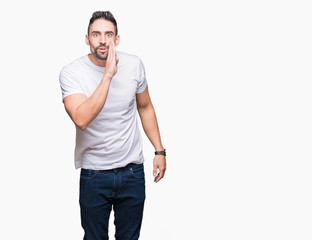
left=88, top=54, right=107, bottom=67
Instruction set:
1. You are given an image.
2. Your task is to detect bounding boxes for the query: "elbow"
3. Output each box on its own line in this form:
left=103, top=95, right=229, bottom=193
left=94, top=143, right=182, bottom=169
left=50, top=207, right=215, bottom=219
left=75, top=119, right=88, bottom=131
left=77, top=124, right=88, bottom=131
left=71, top=110, right=91, bottom=131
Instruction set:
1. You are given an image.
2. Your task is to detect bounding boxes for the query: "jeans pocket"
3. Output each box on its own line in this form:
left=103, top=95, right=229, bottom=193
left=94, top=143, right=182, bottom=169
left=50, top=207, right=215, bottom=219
left=130, top=164, right=145, bottom=179
left=80, top=169, right=97, bottom=179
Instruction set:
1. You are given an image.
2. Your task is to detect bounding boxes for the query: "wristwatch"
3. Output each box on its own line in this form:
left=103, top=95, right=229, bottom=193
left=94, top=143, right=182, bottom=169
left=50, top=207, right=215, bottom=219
left=155, top=149, right=166, bottom=156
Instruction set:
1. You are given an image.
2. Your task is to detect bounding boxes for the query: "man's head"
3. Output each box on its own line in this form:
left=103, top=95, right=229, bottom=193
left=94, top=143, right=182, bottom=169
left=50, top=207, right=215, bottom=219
left=87, top=11, right=118, bottom=36
left=86, top=11, right=120, bottom=62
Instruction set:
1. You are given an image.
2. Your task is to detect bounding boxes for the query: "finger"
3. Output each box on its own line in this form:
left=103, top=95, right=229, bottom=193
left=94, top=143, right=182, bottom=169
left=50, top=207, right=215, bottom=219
left=154, top=168, right=165, bottom=183
left=115, top=55, right=119, bottom=65
left=154, top=174, right=162, bottom=183
left=153, top=165, right=157, bottom=177
left=107, top=40, right=115, bottom=60
left=110, top=39, right=115, bottom=54
left=111, top=38, right=115, bottom=47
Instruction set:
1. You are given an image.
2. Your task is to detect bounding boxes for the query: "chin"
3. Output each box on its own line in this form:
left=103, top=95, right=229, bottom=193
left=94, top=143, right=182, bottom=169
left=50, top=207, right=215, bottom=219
left=95, top=53, right=108, bottom=61
left=97, top=56, right=108, bottom=61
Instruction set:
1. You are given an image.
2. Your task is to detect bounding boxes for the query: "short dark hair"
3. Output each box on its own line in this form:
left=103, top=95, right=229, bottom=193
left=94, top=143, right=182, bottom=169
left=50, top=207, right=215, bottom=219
left=88, top=11, right=118, bottom=36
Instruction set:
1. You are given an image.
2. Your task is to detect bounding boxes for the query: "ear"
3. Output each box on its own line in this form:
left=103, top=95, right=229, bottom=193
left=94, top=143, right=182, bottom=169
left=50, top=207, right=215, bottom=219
left=114, top=35, right=120, bottom=47
left=85, top=34, right=90, bottom=46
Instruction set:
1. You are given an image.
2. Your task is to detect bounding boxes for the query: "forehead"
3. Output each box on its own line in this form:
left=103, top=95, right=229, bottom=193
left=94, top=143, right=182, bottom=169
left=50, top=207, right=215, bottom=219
left=89, top=19, right=115, bottom=33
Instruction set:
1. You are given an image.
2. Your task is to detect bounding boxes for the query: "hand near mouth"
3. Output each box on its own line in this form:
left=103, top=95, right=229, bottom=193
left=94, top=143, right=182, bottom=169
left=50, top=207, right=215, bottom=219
left=104, top=39, right=119, bottom=79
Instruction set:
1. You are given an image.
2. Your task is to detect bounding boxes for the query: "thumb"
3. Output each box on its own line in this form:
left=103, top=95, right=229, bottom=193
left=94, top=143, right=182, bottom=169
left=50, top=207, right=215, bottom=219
left=153, top=164, right=158, bottom=177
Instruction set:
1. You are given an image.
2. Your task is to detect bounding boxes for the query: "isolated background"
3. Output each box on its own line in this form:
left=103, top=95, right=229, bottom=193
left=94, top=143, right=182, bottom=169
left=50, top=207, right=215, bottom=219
left=0, top=0, right=311, bottom=239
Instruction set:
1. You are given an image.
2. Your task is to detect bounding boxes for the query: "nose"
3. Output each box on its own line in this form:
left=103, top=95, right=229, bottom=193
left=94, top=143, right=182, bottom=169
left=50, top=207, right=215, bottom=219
left=99, top=34, right=106, bottom=45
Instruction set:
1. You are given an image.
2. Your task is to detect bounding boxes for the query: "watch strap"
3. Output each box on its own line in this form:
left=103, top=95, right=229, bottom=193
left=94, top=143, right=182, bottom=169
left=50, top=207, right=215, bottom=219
left=155, top=149, right=166, bottom=156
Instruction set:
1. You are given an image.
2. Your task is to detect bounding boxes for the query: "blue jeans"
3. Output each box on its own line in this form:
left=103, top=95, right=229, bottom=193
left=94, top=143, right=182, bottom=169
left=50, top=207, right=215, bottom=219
left=79, top=163, right=146, bottom=240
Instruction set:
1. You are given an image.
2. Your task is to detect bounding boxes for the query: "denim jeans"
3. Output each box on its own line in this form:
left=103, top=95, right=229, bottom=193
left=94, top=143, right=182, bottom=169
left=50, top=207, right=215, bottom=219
left=79, top=163, right=146, bottom=240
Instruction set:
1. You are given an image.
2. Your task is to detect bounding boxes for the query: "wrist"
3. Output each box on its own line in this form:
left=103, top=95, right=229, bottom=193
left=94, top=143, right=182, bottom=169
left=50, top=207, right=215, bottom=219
left=154, top=145, right=164, bottom=152
left=103, top=74, right=113, bottom=82
left=155, top=149, right=166, bottom=157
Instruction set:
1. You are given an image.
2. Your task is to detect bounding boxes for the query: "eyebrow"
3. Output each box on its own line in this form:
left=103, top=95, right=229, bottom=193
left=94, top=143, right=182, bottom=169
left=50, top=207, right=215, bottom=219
left=91, top=30, right=115, bottom=35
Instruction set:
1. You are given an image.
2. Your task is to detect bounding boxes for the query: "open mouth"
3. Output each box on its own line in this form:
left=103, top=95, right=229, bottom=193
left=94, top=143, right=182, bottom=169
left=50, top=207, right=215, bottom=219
left=98, top=46, right=108, bottom=53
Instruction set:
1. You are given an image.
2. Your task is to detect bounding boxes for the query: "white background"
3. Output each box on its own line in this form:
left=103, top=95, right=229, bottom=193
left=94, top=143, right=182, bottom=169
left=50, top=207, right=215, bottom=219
left=0, top=0, right=311, bottom=239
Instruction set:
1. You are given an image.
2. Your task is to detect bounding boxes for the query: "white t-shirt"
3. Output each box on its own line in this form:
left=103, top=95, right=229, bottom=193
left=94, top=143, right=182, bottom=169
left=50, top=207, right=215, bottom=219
left=59, top=51, right=147, bottom=170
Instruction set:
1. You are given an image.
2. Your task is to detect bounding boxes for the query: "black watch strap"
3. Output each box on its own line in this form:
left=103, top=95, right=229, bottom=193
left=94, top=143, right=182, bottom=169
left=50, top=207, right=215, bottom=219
left=155, top=149, right=166, bottom=156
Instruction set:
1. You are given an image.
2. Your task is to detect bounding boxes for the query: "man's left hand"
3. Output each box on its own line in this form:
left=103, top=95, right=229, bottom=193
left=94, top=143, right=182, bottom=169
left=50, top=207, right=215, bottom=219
left=153, top=155, right=166, bottom=183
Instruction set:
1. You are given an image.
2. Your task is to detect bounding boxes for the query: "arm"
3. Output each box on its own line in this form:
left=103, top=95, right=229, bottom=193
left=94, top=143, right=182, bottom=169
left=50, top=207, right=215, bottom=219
left=63, top=40, right=118, bottom=130
left=136, top=86, right=166, bottom=183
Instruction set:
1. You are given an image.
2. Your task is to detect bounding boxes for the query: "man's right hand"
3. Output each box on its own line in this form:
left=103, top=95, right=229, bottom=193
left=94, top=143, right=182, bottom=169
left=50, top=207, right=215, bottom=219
left=63, top=39, right=119, bottom=131
left=104, top=39, right=119, bottom=80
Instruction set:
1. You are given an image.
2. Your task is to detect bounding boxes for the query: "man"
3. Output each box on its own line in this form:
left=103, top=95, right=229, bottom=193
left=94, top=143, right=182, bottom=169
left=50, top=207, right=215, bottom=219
left=59, top=11, right=166, bottom=240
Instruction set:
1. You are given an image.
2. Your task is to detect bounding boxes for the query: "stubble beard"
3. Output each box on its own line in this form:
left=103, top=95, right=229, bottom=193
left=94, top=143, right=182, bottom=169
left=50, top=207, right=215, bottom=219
left=91, top=44, right=109, bottom=60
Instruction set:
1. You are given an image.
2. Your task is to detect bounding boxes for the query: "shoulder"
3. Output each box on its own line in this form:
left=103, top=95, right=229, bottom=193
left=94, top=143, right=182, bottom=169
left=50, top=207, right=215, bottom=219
left=116, top=51, right=142, bottom=65
left=60, top=56, right=87, bottom=76
left=59, top=56, right=87, bottom=85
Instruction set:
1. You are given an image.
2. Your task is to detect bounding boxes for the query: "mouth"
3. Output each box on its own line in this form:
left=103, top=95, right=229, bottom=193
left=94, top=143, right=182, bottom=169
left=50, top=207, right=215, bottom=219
left=98, top=46, right=108, bottom=53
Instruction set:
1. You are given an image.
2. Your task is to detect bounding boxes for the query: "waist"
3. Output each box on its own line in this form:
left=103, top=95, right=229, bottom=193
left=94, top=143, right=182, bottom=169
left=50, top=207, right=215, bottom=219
left=82, top=163, right=143, bottom=172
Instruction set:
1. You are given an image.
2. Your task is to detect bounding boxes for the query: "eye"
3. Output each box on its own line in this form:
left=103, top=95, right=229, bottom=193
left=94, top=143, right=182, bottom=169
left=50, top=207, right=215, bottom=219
left=93, top=33, right=99, bottom=37
left=106, top=33, right=113, bottom=38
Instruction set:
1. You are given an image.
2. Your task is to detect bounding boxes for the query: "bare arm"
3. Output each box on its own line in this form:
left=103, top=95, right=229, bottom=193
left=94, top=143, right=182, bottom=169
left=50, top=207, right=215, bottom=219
left=63, top=40, right=118, bottom=130
left=137, top=86, right=166, bottom=182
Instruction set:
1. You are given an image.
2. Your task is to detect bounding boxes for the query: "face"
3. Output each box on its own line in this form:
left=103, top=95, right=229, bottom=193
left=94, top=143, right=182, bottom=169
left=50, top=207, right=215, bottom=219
left=86, top=19, right=120, bottom=61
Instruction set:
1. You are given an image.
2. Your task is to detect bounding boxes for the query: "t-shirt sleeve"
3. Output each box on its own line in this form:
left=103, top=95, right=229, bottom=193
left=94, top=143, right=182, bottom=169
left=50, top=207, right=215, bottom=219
left=59, top=65, right=84, bottom=101
left=136, top=59, right=147, bottom=94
